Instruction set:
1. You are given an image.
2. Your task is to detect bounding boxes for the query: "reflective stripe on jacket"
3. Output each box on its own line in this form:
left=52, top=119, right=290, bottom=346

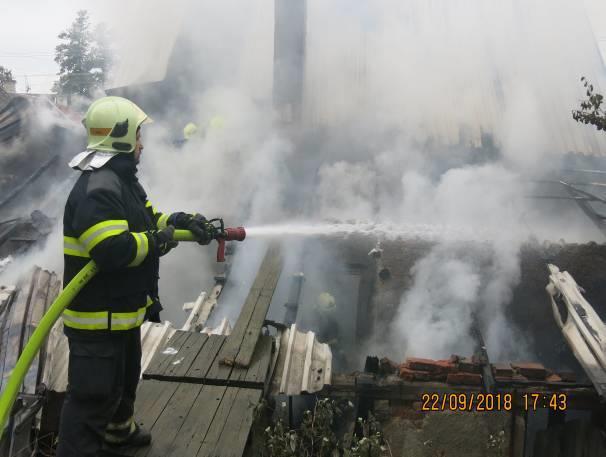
left=63, top=296, right=154, bottom=331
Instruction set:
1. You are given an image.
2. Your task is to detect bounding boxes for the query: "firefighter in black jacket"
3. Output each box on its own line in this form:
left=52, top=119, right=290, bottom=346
left=56, top=96, right=213, bottom=457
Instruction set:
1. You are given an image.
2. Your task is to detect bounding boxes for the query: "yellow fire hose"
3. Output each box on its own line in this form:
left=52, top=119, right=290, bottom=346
left=0, top=229, right=201, bottom=434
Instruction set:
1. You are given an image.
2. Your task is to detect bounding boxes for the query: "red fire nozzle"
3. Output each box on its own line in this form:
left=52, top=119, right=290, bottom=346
left=216, top=226, right=246, bottom=262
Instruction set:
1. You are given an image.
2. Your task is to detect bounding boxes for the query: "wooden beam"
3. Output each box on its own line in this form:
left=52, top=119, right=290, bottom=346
left=321, top=374, right=600, bottom=410
left=219, top=243, right=282, bottom=368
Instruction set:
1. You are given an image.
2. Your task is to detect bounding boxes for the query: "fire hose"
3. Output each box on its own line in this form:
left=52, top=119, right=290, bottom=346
left=0, top=223, right=245, bottom=434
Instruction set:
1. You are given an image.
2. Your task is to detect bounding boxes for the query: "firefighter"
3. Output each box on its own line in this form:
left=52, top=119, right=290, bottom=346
left=56, top=96, right=214, bottom=457
left=314, top=292, right=347, bottom=369
left=183, top=121, right=199, bottom=140
left=314, top=292, right=339, bottom=346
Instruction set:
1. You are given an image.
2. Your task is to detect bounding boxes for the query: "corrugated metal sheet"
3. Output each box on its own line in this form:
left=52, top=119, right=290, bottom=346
left=547, top=264, right=606, bottom=397
left=0, top=268, right=59, bottom=398
left=43, top=320, right=69, bottom=392
left=271, top=323, right=332, bottom=395
left=140, top=321, right=176, bottom=374
left=0, top=286, right=15, bottom=309
left=0, top=96, right=28, bottom=144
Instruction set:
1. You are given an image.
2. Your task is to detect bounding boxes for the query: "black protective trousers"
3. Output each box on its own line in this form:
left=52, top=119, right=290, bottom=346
left=56, top=327, right=142, bottom=457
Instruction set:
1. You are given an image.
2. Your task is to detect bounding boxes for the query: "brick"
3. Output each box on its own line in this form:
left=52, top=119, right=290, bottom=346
left=492, top=363, right=514, bottom=378
left=435, top=359, right=455, bottom=372
left=399, top=367, right=415, bottom=381
left=398, top=366, right=447, bottom=382
left=379, top=357, right=399, bottom=375
left=446, top=372, right=482, bottom=386
left=406, top=357, right=454, bottom=374
left=457, top=357, right=481, bottom=374
left=511, top=362, right=548, bottom=380
left=411, top=370, right=431, bottom=381
left=546, top=373, right=563, bottom=383
left=428, top=372, right=449, bottom=382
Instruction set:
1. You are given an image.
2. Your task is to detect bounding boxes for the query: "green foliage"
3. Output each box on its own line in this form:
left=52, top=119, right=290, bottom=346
left=572, top=77, right=606, bottom=131
left=54, top=10, right=109, bottom=100
left=0, top=66, right=14, bottom=85
left=262, top=399, right=390, bottom=457
left=347, top=417, right=390, bottom=457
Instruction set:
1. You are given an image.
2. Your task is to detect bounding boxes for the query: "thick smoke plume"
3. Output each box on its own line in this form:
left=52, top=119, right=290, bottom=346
left=102, top=0, right=606, bottom=355
left=3, top=0, right=606, bottom=362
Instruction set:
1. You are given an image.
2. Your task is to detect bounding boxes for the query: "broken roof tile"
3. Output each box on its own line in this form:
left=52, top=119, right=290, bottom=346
left=446, top=372, right=482, bottom=386
left=511, top=362, right=548, bottom=380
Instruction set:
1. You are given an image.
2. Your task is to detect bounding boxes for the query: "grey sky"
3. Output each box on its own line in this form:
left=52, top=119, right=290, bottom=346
left=1, top=0, right=605, bottom=94
left=0, top=1, right=109, bottom=93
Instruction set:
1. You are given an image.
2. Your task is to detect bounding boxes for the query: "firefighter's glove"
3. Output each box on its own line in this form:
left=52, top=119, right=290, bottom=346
left=185, top=213, right=215, bottom=245
left=150, top=225, right=178, bottom=256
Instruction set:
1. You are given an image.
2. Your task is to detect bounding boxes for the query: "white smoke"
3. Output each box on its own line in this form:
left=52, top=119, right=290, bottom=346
left=5, top=0, right=604, bottom=359
left=393, top=246, right=482, bottom=359
left=101, top=0, right=605, bottom=349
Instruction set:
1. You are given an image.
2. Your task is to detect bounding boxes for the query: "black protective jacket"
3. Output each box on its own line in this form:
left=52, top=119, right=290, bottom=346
left=63, top=154, right=180, bottom=333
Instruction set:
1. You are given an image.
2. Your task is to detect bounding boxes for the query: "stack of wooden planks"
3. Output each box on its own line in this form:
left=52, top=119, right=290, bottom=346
left=126, top=243, right=283, bottom=457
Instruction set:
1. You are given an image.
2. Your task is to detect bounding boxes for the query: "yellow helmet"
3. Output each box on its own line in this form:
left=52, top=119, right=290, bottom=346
left=83, top=96, right=151, bottom=153
left=315, top=292, right=336, bottom=313
left=183, top=122, right=199, bottom=140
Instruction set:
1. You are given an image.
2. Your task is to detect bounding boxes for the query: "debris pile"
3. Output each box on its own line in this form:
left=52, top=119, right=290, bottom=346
left=379, top=356, right=577, bottom=386
left=0, top=210, right=54, bottom=260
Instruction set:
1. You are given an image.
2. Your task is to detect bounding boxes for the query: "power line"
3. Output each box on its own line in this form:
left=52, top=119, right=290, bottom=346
left=0, top=56, right=54, bottom=60
left=0, top=51, right=54, bottom=56
left=14, top=74, right=58, bottom=78
left=15, top=73, right=97, bottom=77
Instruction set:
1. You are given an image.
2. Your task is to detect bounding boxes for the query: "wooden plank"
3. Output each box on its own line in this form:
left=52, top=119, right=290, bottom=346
left=23, top=268, right=50, bottom=394
left=143, top=330, right=192, bottom=378
left=233, top=261, right=282, bottom=368
left=204, top=345, right=235, bottom=384
left=511, top=411, right=525, bottom=457
left=144, top=334, right=271, bottom=388
left=186, top=335, right=227, bottom=380
left=167, top=384, right=229, bottom=457
left=195, top=387, right=240, bottom=457
left=242, top=335, right=273, bottom=384
left=163, top=333, right=209, bottom=378
left=219, top=244, right=281, bottom=367
left=209, top=388, right=262, bottom=457
left=0, top=269, right=36, bottom=392
left=15, top=268, right=38, bottom=353
left=135, top=382, right=204, bottom=457
left=195, top=284, right=222, bottom=331
left=134, top=380, right=180, bottom=430
left=0, top=287, right=15, bottom=386
left=37, top=272, right=60, bottom=387
left=211, top=334, right=273, bottom=386
left=26, top=268, right=50, bottom=335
